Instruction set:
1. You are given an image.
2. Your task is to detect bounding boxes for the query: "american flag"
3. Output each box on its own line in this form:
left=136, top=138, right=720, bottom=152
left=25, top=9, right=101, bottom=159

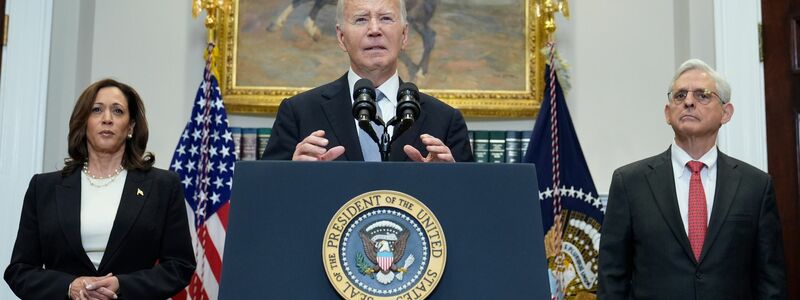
left=170, top=43, right=235, bottom=300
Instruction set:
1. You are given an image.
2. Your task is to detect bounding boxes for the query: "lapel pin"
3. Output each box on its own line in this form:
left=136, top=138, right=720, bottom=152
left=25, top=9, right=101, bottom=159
left=137, top=188, right=144, bottom=196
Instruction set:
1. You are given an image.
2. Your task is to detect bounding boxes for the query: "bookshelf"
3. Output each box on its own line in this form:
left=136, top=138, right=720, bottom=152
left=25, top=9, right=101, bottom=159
left=228, top=115, right=536, bottom=162
left=229, top=127, right=532, bottom=163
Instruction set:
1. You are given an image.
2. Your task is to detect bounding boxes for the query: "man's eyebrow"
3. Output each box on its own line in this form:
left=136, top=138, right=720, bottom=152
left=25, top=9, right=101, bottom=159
left=674, top=87, right=711, bottom=91
left=350, top=10, right=368, bottom=18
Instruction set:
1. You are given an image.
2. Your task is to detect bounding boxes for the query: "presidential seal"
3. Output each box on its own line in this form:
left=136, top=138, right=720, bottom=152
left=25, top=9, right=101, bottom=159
left=323, top=190, right=446, bottom=300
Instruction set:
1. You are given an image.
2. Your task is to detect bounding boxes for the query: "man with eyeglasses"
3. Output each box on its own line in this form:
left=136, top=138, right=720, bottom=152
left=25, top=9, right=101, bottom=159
left=598, top=59, right=787, bottom=299
left=260, top=0, right=473, bottom=163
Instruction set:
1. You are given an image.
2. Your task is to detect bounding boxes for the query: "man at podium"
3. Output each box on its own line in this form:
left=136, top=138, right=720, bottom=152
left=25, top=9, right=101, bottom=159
left=261, top=0, right=473, bottom=163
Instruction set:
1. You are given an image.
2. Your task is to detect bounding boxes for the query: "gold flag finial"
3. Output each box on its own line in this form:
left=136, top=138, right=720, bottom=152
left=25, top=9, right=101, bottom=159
left=191, top=0, right=202, bottom=18
left=191, top=0, right=230, bottom=43
left=192, top=0, right=230, bottom=75
left=536, top=0, right=570, bottom=42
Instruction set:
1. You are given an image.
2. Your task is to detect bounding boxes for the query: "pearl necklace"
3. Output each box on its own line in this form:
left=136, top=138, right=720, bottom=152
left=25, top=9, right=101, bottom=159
left=83, top=162, right=124, bottom=188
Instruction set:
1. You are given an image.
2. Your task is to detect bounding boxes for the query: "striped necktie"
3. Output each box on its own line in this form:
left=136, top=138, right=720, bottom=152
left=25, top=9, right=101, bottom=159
left=358, top=90, right=385, bottom=161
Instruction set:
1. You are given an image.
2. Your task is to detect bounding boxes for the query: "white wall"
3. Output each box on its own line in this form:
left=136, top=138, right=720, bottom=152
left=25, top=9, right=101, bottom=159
left=89, top=0, right=206, bottom=170
left=40, top=0, right=207, bottom=173
left=714, top=0, right=767, bottom=171
left=44, top=0, right=95, bottom=171
left=551, top=0, right=718, bottom=192
left=557, top=0, right=677, bottom=193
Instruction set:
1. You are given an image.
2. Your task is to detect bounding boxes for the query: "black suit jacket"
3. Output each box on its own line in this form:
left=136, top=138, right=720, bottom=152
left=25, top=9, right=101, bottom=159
left=597, top=148, right=786, bottom=299
left=4, top=168, right=196, bottom=300
left=261, top=74, right=474, bottom=162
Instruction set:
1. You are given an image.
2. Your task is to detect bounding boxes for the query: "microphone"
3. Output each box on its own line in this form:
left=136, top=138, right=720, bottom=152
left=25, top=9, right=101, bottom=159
left=351, top=78, right=377, bottom=123
left=351, top=78, right=380, bottom=144
left=395, top=82, right=421, bottom=135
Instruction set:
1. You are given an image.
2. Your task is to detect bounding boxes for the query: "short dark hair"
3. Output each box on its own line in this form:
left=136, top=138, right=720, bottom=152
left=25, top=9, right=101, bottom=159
left=62, top=78, right=154, bottom=176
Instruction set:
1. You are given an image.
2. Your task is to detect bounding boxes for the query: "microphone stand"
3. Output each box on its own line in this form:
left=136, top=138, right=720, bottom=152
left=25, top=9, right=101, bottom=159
left=368, top=108, right=416, bottom=162
left=363, top=117, right=396, bottom=162
left=359, top=117, right=392, bottom=161
left=378, top=116, right=414, bottom=162
left=379, top=121, right=391, bottom=161
left=369, top=117, right=392, bottom=162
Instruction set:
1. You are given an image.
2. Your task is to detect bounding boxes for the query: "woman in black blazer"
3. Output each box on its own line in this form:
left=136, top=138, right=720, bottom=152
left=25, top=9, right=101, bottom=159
left=4, top=79, right=196, bottom=299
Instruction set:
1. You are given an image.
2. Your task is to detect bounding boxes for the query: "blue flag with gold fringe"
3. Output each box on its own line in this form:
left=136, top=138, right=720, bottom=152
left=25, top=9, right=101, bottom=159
left=523, top=65, right=605, bottom=299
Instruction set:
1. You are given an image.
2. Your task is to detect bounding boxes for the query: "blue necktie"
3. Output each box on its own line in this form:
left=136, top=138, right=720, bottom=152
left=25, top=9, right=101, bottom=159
left=358, top=90, right=384, bottom=161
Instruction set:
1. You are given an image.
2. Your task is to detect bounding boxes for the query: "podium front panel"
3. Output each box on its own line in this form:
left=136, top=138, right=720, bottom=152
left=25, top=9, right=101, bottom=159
left=220, top=161, right=549, bottom=299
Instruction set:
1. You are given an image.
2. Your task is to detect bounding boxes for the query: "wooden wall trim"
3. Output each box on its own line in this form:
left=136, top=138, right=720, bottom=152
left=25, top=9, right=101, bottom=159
left=762, top=0, right=800, bottom=298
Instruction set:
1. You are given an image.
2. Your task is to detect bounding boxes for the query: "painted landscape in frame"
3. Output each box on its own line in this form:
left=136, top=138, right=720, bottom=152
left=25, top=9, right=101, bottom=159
left=218, top=0, right=545, bottom=117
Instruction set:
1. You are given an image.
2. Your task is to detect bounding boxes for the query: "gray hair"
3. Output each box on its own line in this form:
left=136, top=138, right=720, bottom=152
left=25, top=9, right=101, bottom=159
left=668, top=58, right=731, bottom=104
left=336, top=0, right=408, bottom=27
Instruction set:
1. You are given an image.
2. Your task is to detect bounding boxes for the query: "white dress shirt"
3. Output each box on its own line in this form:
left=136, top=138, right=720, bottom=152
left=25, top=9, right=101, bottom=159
left=670, top=141, right=717, bottom=236
left=347, top=69, right=400, bottom=161
left=347, top=69, right=399, bottom=133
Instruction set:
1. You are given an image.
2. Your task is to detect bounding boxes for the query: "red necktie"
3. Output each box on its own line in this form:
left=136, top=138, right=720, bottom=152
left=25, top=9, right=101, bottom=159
left=687, top=161, right=708, bottom=261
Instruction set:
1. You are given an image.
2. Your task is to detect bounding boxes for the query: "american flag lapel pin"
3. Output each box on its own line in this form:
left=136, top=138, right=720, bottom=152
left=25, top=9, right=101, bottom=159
left=137, top=188, right=144, bottom=196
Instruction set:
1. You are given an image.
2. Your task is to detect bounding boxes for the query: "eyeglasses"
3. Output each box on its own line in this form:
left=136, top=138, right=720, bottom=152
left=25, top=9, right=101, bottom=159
left=667, top=89, right=721, bottom=105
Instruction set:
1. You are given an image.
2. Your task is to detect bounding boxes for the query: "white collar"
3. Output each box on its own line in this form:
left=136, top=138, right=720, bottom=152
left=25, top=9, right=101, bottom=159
left=347, top=68, right=399, bottom=106
left=670, top=140, right=718, bottom=178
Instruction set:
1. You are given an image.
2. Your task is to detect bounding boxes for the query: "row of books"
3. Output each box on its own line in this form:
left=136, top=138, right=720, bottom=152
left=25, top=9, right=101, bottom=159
left=470, top=130, right=533, bottom=163
left=230, top=127, right=271, bottom=161
left=228, top=127, right=534, bottom=163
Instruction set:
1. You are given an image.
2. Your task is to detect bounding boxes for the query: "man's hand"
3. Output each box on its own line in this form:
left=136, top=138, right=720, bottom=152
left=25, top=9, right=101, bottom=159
left=69, top=273, right=118, bottom=300
left=292, top=130, right=346, bottom=161
left=403, top=134, right=455, bottom=163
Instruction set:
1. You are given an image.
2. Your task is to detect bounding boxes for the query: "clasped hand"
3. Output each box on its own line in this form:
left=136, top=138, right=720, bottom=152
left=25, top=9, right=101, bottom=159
left=69, top=273, right=119, bottom=300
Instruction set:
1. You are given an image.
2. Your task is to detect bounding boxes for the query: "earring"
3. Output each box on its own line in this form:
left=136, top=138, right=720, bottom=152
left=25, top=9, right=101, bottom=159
left=127, top=132, right=133, bottom=139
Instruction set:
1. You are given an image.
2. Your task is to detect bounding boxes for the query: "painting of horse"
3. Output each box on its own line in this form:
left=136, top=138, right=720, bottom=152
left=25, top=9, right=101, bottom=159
left=265, top=0, right=438, bottom=81
left=235, top=0, right=526, bottom=92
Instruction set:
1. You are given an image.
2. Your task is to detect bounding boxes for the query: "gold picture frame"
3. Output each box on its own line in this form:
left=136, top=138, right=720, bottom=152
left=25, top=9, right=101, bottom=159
left=215, top=0, right=545, bottom=118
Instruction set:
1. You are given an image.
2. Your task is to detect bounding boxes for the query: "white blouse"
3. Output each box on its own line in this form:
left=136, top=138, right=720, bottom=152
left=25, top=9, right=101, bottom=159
left=80, top=170, right=127, bottom=270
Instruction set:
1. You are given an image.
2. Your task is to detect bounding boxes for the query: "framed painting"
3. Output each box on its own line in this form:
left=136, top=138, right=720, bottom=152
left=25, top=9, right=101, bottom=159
left=216, top=0, right=545, bottom=117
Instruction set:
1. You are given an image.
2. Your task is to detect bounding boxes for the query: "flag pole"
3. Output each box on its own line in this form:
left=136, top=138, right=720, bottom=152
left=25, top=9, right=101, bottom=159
left=535, top=0, right=570, bottom=298
left=176, top=2, right=232, bottom=299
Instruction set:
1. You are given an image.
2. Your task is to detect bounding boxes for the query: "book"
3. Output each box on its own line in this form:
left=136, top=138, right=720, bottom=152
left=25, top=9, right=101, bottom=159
left=505, top=131, right=522, bottom=163
left=241, top=128, right=258, bottom=161
left=473, top=131, right=490, bottom=163
left=257, top=128, right=272, bottom=160
left=468, top=131, right=475, bottom=158
left=521, top=130, right=532, bottom=159
left=230, top=127, right=242, bottom=161
left=488, top=131, right=506, bottom=163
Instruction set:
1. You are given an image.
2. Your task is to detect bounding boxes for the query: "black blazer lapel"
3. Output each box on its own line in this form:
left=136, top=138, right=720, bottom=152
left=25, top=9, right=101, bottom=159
left=320, top=74, right=364, bottom=161
left=56, top=170, right=96, bottom=271
left=645, top=149, right=697, bottom=263
left=99, top=169, right=152, bottom=271
left=699, top=151, right=741, bottom=263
